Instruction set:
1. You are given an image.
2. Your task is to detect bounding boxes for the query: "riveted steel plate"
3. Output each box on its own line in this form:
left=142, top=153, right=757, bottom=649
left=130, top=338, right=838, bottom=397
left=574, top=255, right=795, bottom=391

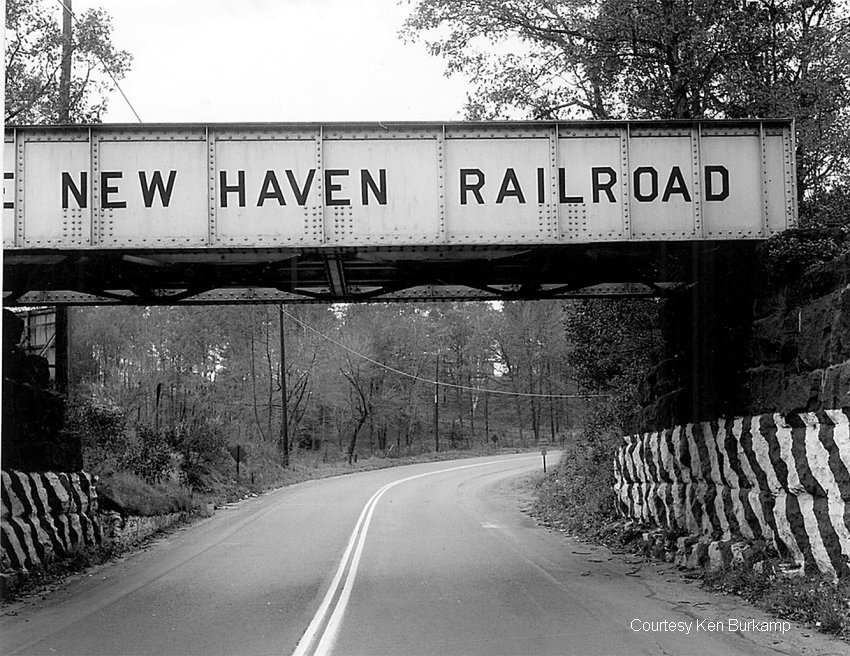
left=3, top=141, right=15, bottom=246
left=98, top=139, right=209, bottom=247
left=627, top=134, right=699, bottom=238
left=700, top=134, right=764, bottom=236
left=22, top=141, right=92, bottom=246
left=3, top=120, right=795, bottom=260
left=214, top=138, right=323, bottom=246
left=444, top=137, right=551, bottom=244
left=556, top=135, right=624, bottom=241
left=323, top=138, right=441, bottom=245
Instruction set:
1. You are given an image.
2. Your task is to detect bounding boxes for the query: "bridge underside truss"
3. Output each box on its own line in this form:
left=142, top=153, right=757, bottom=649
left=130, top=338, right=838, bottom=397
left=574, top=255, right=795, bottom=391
left=2, top=120, right=793, bottom=305
left=3, top=241, right=756, bottom=306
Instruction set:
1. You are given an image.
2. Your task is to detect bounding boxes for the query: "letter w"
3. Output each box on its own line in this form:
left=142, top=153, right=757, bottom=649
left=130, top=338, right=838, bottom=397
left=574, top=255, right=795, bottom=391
left=139, top=171, right=177, bottom=208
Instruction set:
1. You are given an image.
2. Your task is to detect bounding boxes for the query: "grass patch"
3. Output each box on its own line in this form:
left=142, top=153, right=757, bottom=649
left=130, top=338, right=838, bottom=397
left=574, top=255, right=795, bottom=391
left=97, top=471, right=201, bottom=516
left=530, top=443, right=619, bottom=539
left=703, top=563, right=850, bottom=640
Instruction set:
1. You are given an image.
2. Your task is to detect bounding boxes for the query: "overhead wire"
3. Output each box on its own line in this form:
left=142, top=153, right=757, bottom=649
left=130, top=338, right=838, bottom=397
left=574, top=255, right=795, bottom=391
left=280, top=309, right=610, bottom=401
left=53, top=0, right=143, bottom=123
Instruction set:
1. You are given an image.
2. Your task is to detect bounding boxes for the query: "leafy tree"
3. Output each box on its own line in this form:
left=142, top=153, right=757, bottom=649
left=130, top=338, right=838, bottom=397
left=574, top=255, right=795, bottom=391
left=402, top=0, right=850, bottom=202
left=566, top=298, right=663, bottom=433
left=5, top=0, right=132, bottom=124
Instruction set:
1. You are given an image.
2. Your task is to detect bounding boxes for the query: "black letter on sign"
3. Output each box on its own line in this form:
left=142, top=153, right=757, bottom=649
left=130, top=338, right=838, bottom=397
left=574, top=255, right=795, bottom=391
left=325, top=169, right=350, bottom=206
left=62, top=172, right=87, bottom=209
left=286, top=169, right=316, bottom=206
left=496, top=168, right=526, bottom=204
left=558, top=168, right=583, bottom=203
left=220, top=170, right=246, bottom=208
left=361, top=169, right=387, bottom=205
left=139, top=170, right=177, bottom=208
left=591, top=167, right=617, bottom=203
left=460, top=169, right=484, bottom=205
left=662, top=166, right=691, bottom=202
left=705, top=165, right=729, bottom=201
left=633, top=167, right=658, bottom=202
left=257, top=170, right=286, bottom=206
left=4, top=172, right=14, bottom=209
left=101, top=171, right=126, bottom=209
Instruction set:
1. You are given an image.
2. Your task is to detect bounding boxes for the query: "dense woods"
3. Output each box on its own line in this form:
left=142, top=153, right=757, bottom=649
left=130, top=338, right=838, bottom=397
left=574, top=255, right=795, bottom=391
left=66, top=301, right=629, bottom=472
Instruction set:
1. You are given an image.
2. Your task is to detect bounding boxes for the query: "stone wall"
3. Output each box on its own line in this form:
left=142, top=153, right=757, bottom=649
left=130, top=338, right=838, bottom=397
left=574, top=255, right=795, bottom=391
left=615, top=409, right=850, bottom=578
left=1, top=471, right=101, bottom=576
left=99, top=510, right=190, bottom=548
left=745, top=250, right=850, bottom=415
left=636, top=241, right=850, bottom=433
left=0, top=469, right=195, bottom=596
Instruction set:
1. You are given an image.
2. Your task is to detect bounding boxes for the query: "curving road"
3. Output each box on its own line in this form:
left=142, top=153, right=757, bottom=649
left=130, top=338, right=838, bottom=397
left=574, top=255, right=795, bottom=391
left=0, top=453, right=843, bottom=655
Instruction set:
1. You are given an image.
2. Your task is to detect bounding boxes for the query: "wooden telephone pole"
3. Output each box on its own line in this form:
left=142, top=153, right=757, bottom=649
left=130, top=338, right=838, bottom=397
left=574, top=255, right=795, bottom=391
left=54, top=0, right=73, bottom=394
left=433, top=355, right=440, bottom=453
left=279, top=306, right=290, bottom=467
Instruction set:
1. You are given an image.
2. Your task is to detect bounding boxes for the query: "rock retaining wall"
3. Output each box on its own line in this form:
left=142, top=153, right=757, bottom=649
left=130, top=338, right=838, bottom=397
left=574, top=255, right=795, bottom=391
left=99, top=510, right=189, bottom=547
left=615, top=409, right=850, bottom=578
left=1, top=469, right=196, bottom=596
left=1, top=470, right=101, bottom=574
left=636, top=240, right=850, bottom=433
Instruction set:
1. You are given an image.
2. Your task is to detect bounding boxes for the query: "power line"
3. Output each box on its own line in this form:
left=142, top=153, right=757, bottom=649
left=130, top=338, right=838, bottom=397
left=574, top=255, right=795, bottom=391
left=54, top=0, right=142, bottom=123
left=280, top=309, right=609, bottom=401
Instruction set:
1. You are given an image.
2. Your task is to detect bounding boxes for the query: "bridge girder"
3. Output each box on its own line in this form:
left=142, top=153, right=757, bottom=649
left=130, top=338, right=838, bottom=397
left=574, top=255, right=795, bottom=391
left=3, top=120, right=793, bottom=305
left=3, top=241, right=751, bottom=305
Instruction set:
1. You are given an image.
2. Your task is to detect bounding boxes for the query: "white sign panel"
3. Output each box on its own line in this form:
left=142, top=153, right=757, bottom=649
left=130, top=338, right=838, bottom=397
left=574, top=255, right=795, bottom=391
left=2, top=121, right=796, bottom=250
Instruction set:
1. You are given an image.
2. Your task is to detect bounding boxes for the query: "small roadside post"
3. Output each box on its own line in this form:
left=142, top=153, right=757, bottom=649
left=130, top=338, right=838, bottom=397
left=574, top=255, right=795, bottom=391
left=229, top=444, right=248, bottom=480
left=538, top=437, right=550, bottom=473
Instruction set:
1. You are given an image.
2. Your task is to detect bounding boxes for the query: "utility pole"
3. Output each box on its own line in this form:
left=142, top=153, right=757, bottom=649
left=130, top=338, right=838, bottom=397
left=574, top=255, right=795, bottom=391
left=59, top=0, right=73, bottom=122
left=433, top=354, right=440, bottom=453
left=54, top=0, right=73, bottom=394
left=279, top=306, right=290, bottom=467
left=1, top=0, right=6, bottom=222
left=484, top=379, right=489, bottom=444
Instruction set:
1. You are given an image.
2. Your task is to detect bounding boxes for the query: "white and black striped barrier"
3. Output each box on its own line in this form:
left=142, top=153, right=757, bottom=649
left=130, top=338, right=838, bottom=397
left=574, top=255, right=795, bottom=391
left=1, top=471, right=101, bottom=576
left=615, top=409, right=850, bottom=578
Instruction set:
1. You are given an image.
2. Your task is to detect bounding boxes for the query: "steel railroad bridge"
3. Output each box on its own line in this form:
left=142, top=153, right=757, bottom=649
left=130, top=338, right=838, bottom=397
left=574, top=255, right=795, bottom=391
left=2, top=120, right=796, bottom=306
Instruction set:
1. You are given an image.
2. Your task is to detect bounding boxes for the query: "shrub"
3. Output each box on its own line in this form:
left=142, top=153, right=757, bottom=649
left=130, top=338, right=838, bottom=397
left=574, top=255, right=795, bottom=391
left=166, top=420, right=228, bottom=490
left=760, top=228, right=850, bottom=288
left=120, top=424, right=171, bottom=484
left=799, top=185, right=850, bottom=229
left=533, top=438, right=618, bottom=537
left=64, top=399, right=128, bottom=473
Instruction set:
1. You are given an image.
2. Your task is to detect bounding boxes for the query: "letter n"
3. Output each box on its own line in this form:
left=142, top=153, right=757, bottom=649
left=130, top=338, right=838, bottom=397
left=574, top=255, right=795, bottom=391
left=361, top=169, right=387, bottom=205
left=62, top=172, right=88, bottom=209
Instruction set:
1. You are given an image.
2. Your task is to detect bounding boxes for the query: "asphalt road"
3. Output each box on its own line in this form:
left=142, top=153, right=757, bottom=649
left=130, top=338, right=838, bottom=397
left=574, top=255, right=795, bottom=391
left=1, top=453, right=845, bottom=656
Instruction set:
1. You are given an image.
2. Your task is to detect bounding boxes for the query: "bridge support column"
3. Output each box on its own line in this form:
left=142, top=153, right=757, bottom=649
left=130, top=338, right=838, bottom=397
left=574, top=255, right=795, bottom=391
left=637, top=244, right=756, bottom=432
left=54, top=306, right=69, bottom=394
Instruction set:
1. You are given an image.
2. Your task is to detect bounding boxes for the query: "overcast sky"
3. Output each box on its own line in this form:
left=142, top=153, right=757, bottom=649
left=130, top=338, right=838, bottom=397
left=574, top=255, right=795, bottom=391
left=70, top=0, right=469, bottom=124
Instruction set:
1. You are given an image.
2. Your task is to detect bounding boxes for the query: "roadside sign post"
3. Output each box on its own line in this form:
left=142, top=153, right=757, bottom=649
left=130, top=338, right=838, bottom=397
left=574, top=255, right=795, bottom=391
left=539, top=438, right=550, bottom=473
left=229, top=444, right=248, bottom=480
